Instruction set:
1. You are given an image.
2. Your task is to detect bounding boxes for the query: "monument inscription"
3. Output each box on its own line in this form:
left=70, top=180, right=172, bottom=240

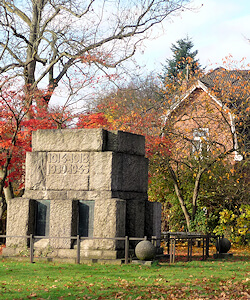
left=46, top=152, right=90, bottom=190
left=47, top=152, right=89, bottom=175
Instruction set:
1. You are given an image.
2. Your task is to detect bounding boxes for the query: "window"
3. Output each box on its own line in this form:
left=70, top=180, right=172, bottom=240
left=78, top=201, right=95, bottom=237
left=192, top=128, right=209, bottom=156
left=35, top=200, right=50, bottom=236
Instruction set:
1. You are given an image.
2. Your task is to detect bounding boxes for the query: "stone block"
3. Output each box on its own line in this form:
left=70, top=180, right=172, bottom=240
left=34, top=238, right=50, bottom=249
left=89, top=152, right=114, bottom=191
left=67, top=190, right=89, bottom=200
left=80, top=249, right=102, bottom=258
left=2, top=247, right=17, bottom=256
left=49, top=200, right=77, bottom=248
left=106, top=131, right=145, bottom=156
left=126, top=200, right=145, bottom=238
left=25, top=152, right=47, bottom=190
left=89, top=152, right=148, bottom=192
left=32, top=129, right=106, bottom=152
left=121, top=154, right=148, bottom=192
left=145, top=202, right=162, bottom=245
left=92, top=198, right=126, bottom=250
left=6, top=198, right=31, bottom=247
left=68, top=191, right=113, bottom=201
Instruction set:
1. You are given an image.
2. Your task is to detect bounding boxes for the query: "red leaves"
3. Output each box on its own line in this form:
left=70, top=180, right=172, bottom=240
left=77, top=112, right=112, bottom=129
left=146, top=135, right=171, bottom=158
left=77, top=106, right=171, bottom=160
left=0, top=84, right=71, bottom=192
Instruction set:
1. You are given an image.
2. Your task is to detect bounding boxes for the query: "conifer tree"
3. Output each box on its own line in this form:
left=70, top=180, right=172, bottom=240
left=161, top=36, right=201, bottom=86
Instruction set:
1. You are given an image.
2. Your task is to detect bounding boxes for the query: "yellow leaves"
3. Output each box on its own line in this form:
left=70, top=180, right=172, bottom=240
left=238, top=228, right=248, bottom=235
left=219, top=209, right=236, bottom=223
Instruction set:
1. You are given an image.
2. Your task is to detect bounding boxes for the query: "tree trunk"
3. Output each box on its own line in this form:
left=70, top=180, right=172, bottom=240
left=165, top=159, right=191, bottom=231
left=191, top=169, right=203, bottom=222
left=173, top=183, right=191, bottom=231
left=0, top=168, right=14, bottom=234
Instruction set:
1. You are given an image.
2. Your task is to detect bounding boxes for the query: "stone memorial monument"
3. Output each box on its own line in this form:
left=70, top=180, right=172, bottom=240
left=4, top=129, right=161, bottom=261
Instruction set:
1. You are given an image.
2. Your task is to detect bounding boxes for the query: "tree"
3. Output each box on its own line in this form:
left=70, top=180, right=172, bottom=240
left=0, top=0, right=191, bottom=107
left=0, top=78, right=72, bottom=233
left=78, top=60, right=250, bottom=234
left=161, top=36, right=201, bottom=89
left=77, top=75, right=170, bottom=156
left=95, top=74, right=163, bottom=118
left=0, top=0, right=191, bottom=232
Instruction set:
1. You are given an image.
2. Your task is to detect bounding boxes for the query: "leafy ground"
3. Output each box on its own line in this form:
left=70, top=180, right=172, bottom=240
left=0, top=246, right=249, bottom=300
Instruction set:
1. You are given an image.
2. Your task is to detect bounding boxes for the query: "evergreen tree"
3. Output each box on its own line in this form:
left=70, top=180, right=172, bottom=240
left=161, top=37, right=201, bottom=86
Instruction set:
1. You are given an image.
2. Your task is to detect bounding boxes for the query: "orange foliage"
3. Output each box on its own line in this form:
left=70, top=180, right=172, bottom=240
left=77, top=103, right=171, bottom=158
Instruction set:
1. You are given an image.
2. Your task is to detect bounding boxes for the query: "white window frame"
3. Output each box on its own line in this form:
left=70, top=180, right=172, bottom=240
left=192, top=128, right=209, bottom=156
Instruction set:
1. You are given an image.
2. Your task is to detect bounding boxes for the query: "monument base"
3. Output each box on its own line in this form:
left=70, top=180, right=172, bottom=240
left=2, top=246, right=125, bottom=260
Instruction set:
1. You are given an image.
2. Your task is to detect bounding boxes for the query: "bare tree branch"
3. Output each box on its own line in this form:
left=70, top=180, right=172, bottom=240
left=0, top=0, right=191, bottom=103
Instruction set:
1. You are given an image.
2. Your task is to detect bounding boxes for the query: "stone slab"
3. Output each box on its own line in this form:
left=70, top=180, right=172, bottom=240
left=32, top=129, right=106, bottom=152
left=121, top=154, right=148, bottom=192
left=107, top=131, right=145, bottom=156
left=79, top=249, right=121, bottom=259
left=89, top=152, right=148, bottom=192
left=32, top=129, right=145, bottom=155
left=49, top=200, right=77, bottom=248
left=25, top=152, right=47, bottom=190
left=112, top=191, right=148, bottom=201
left=89, top=152, right=114, bottom=191
left=6, top=198, right=32, bottom=247
left=145, top=202, right=162, bottom=246
left=84, top=198, right=126, bottom=250
left=23, top=190, right=68, bottom=200
left=126, top=199, right=145, bottom=238
left=23, top=190, right=115, bottom=201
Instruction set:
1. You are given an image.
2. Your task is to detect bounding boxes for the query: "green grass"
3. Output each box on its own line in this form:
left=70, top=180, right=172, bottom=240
left=0, top=256, right=249, bottom=299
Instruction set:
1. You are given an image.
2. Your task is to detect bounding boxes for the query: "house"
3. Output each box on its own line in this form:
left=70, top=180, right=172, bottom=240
left=163, top=67, right=250, bottom=162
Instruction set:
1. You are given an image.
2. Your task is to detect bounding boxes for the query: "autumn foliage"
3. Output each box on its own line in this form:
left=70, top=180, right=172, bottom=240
left=77, top=103, right=170, bottom=158
left=0, top=57, right=249, bottom=243
left=0, top=83, right=71, bottom=197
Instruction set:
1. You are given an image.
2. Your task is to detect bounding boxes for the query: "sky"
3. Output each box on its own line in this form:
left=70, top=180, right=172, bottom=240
left=50, top=0, right=250, bottom=107
left=135, top=0, right=250, bottom=73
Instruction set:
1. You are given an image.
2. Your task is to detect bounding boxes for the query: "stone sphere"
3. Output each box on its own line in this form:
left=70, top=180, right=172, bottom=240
left=215, top=237, right=231, bottom=253
left=135, top=241, right=156, bottom=261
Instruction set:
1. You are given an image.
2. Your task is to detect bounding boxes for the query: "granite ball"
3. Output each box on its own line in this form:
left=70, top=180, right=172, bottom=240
left=135, top=241, right=156, bottom=261
left=215, top=237, right=231, bottom=253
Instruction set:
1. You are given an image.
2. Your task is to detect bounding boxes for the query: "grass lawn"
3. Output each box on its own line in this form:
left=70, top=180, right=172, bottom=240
left=0, top=246, right=249, bottom=299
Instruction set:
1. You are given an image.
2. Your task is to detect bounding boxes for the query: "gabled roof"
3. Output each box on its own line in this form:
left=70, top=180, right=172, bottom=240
left=199, top=68, right=250, bottom=108
left=200, top=67, right=250, bottom=87
left=167, top=67, right=250, bottom=115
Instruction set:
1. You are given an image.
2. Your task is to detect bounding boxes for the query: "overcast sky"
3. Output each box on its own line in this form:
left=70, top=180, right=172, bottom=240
left=135, top=0, right=250, bottom=73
